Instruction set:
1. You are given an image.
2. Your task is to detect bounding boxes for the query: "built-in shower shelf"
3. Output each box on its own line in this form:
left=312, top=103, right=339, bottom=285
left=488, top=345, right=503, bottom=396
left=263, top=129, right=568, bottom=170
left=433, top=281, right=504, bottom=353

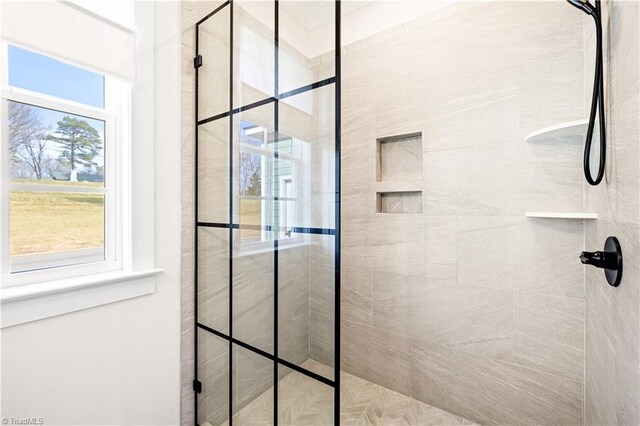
left=525, top=212, right=598, bottom=220
left=524, top=119, right=589, bottom=143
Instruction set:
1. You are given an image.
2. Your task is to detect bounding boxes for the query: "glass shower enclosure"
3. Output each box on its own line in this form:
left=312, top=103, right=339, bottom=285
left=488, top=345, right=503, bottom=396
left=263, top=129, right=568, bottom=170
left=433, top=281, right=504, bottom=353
left=193, top=1, right=341, bottom=424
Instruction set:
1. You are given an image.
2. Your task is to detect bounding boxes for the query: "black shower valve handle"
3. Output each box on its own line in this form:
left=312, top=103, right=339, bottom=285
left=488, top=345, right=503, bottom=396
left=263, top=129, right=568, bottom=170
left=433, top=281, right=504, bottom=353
left=580, top=236, right=623, bottom=287
left=579, top=250, right=617, bottom=270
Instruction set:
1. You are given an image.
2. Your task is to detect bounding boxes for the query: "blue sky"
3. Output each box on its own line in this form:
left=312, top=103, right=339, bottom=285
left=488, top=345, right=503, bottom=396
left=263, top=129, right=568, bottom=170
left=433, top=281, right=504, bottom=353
left=9, top=45, right=106, bottom=173
left=9, top=45, right=104, bottom=108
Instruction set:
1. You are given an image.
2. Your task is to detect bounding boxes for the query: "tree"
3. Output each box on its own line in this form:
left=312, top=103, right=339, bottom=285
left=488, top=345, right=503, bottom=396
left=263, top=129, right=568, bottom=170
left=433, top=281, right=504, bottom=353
left=8, top=102, right=50, bottom=180
left=246, top=168, right=261, bottom=196
left=42, top=154, right=66, bottom=179
left=239, top=152, right=262, bottom=195
left=50, top=116, right=102, bottom=181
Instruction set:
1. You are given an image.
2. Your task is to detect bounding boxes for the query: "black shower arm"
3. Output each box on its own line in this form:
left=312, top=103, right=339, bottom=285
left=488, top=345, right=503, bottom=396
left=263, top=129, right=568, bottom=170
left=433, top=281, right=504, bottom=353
left=583, top=0, right=606, bottom=186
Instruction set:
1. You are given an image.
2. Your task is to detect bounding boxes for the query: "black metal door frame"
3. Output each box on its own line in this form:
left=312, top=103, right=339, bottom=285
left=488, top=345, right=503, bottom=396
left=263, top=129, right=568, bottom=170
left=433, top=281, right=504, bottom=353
left=193, top=1, right=341, bottom=424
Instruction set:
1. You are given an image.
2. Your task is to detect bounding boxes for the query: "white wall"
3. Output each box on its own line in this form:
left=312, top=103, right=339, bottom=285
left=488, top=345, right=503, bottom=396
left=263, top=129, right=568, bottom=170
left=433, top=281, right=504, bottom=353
left=0, top=2, right=182, bottom=424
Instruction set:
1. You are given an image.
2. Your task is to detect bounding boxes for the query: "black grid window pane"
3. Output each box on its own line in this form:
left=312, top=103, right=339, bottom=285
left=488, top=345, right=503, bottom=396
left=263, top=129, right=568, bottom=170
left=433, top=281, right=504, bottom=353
left=198, top=4, right=231, bottom=120
left=233, top=0, right=276, bottom=109
left=195, top=1, right=340, bottom=425
left=197, top=328, right=230, bottom=426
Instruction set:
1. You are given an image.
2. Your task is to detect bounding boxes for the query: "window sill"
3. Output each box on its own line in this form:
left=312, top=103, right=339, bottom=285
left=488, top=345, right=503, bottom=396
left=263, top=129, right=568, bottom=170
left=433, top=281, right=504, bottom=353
left=1, top=268, right=163, bottom=328
left=239, top=240, right=311, bottom=257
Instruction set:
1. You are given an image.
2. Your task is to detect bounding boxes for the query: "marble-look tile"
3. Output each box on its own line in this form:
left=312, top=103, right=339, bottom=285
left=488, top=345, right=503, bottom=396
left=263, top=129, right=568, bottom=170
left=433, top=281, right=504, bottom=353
left=514, top=294, right=584, bottom=381
left=402, top=399, right=468, bottom=426
left=421, top=92, right=519, bottom=153
left=424, top=140, right=582, bottom=216
left=342, top=267, right=373, bottom=326
left=181, top=8, right=199, bottom=424
left=197, top=227, right=229, bottom=333
left=278, top=364, right=334, bottom=426
left=309, top=235, right=335, bottom=318
left=278, top=245, right=310, bottom=365
left=197, top=329, right=230, bottom=426
left=458, top=216, right=584, bottom=298
left=231, top=387, right=273, bottom=426
left=378, top=192, right=423, bottom=214
left=198, top=5, right=231, bottom=120
left=309, top=310, right=335, bottom=372
left=378, top=134, right=423, bottom=182
left=182, top=1, right=226, bottom=32
left=455, top=1, right=582, bottom=80
left=343, top=214, right=458, bottom=280
left=614, top=349, right=640, bottom=426
left=584, top=82, right=640, bottom=224
left=517, top=50, right=584, bottom=140
left=585, top=219, right=640, bottom=426
left=224, top=359, right=478, bottom=426
left=232, top=250, right=274, bottom=354
left=585, top=305, right=617, bottom=426
left=411, top=339, right=583, bottom=426
left=423, top=215, right=458, bottom=281
left=342, top=320, right=413, bottom=397
left=609, top=0, right=639, bottom=106
left=181, top=324, right=195, bottom=426
left=373, top=271, right=512, bottom=362
left=344, top=214, right=426, bottom=277
left=234, top=345, right=273, bottom=418
left=197, top=118, right=229, bottom=224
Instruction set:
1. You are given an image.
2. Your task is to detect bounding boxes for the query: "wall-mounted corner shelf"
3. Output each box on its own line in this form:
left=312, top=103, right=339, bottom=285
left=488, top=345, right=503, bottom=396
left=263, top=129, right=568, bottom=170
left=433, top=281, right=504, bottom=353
left=525, top=212, right=598, bottom=220
left=524, top=119, right=589, bottom=143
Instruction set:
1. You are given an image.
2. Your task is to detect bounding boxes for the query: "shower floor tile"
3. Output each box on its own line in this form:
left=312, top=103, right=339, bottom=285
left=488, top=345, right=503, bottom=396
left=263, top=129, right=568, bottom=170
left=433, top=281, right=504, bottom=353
left=213, top=359, right=479, bottom=426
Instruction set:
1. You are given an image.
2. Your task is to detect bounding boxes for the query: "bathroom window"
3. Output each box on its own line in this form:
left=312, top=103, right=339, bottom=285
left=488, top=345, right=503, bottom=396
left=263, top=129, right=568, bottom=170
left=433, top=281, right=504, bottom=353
left=238, top=121, right=307, bottom=248
left=1, top=44, right=129, bottom=283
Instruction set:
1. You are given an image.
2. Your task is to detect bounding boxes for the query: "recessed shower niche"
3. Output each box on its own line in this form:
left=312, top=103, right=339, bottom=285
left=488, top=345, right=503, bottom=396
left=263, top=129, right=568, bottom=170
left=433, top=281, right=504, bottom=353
left=377, top=132, right=423, bottom=181
left=376, top=132, right=423, bottom=213
left=377, top=191, right=423, bottom=213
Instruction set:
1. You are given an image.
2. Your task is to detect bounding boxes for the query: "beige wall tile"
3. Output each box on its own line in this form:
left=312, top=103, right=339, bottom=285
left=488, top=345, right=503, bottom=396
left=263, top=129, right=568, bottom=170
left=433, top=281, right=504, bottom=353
left=585, top=82, right=640, bottom=224
left=278, top=244, right=311, bottom=365
left=424, top=142, right=582, bottom=216
left=585, top=220, right=640, bottom=425
left=458, top=216, right=584, bottom=298
left=517, top=51, right=584, bottom=140
left=514, top=293, right=584, bottom=381
left=411, top=339, right=583, bottom=426
left=198, top=227, right=230, bottom=333
left=342, top=267, right=373, bottom=326
left=373, top=272, right=513, bottom=361
left=609, top=0, right=639, bottom=105
left=309, top=310, right=335, bottom=370
left=198, top=6, right=231, bottom=120
left=232, top=249, right=274, bottom=354
left=583, top=0, right=640, bottom=423
left=198, top=329, right=230, bottom=426
left=342, top=320, right=413, bottom=396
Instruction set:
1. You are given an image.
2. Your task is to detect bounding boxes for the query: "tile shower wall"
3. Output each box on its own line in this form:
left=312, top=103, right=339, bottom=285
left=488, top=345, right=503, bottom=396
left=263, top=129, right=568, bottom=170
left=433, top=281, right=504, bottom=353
left=340, top=2, right=587, bottom=425
left=583, top=1, right=640, bottom=425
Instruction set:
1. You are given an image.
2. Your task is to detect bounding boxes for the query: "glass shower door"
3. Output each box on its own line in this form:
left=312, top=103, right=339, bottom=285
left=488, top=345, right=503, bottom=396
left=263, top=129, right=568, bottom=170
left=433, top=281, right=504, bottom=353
left=194, top=1, right=341, bottom=425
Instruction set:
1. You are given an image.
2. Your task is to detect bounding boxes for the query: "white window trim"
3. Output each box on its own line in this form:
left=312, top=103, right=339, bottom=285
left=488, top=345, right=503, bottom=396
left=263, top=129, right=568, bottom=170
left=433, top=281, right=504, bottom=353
left=237, top=121, right=314, bottom=256
left=1, top=85, right=120, bottom=281
left=0, top=1, right=162, bottom=328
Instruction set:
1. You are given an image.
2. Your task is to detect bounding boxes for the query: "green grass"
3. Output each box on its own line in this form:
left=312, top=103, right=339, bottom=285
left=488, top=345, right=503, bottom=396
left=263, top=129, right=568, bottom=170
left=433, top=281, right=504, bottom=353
left=10, top=183, right=262, bottom=256
left=239, top=198, right=261, bottom=239
left=11, top=178, right=103, bottom=188
left=10, top=190, right=104, bottom=256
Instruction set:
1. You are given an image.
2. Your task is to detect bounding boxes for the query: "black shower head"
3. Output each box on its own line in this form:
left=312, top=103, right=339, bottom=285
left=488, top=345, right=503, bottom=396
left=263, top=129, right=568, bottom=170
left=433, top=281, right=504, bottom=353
left=566, top=0, right=596, bottom=15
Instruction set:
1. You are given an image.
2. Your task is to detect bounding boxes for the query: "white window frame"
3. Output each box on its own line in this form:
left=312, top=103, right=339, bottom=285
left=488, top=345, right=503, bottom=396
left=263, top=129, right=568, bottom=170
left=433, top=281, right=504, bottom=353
left=0, top=1, right=162, bottom=329
left=237, top=125, right=309, bottom=254
left=0, top=42, right=127, bottom=287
